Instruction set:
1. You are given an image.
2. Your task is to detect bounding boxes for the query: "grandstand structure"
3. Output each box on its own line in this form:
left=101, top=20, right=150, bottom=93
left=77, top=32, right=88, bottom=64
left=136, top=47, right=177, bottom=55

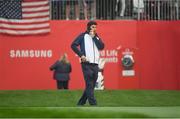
left=50, top=0, right=180, bottom=20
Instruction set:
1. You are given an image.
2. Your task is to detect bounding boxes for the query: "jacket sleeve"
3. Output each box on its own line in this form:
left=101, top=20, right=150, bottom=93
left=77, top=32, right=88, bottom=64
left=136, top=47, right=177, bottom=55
left=49, top=61, right=58, bottom=71
left=93, top=34, right=105, bottom=50
left=71, top=33, right=84, bottom=57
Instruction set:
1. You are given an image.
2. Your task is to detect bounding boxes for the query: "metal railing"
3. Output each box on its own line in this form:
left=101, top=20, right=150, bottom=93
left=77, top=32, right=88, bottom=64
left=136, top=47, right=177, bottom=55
left=50, top=0, right=180, bottom=20
left=50, top=0, right=96, bottom=20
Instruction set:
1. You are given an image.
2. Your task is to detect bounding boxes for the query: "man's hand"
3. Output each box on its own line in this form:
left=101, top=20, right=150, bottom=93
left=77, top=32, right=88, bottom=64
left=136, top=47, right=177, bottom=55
left=81, top=55, right=87, bottom=62
left=89, top=30, right=95, bottom=38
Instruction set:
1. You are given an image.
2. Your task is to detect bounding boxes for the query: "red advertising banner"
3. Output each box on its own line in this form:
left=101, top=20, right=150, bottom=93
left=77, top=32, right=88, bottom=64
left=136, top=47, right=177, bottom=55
left=0, top=20, right=179, bottom=90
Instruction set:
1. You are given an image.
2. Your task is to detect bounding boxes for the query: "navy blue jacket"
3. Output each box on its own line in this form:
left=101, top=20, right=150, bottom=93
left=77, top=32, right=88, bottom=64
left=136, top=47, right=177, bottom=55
left=71, top=32, right=104, bottom=58
left=50, top=61, right=72, bottom=81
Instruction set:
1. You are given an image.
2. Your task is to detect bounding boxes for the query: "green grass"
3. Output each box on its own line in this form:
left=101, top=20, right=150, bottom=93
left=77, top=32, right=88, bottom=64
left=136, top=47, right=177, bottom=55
left=0, top=90, right=180, bottom=107
left=0, top=90, right=180, bottom=118
left=0, top=107, right=150, bottom=118
left=0, top=107, right=180, bottom=118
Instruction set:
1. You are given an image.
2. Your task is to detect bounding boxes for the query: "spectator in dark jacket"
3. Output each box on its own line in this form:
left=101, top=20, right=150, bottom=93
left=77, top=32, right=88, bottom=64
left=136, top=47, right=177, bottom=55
left=50, top=53, right=72, bottom=89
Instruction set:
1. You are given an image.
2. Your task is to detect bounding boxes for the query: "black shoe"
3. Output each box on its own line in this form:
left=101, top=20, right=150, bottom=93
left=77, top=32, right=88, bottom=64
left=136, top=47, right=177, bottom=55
left=89, top=103, right=97, bottom=106
left=77, top=102, right=85, bottom=106
left=77, top=103, right=85, bottom=106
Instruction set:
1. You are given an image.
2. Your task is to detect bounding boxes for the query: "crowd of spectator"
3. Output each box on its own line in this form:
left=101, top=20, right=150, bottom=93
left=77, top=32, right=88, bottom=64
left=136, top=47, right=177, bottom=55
left=50, top=0, right=180, bottom=20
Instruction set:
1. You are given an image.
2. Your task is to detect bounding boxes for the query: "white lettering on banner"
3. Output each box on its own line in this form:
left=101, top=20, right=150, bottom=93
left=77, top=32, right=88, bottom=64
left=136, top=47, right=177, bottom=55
left=10, top=50, right=52, bottom=58
left=103, top=57, right=118, bottom=63
left=100, top=50, right=118, bottom=63
left=106, top=50, right=118, bottom=57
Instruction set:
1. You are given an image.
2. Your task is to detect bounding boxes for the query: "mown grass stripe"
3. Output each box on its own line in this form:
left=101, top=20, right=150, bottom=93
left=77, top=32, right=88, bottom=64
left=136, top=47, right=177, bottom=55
left=0, top=107, right=180, bottom=118
left=0, top=90, right=180, bottom=107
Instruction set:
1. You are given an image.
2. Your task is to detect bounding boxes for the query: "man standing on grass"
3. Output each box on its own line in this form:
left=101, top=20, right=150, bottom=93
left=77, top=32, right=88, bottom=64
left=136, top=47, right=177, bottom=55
left=71, top=21, right=104, bottom=106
